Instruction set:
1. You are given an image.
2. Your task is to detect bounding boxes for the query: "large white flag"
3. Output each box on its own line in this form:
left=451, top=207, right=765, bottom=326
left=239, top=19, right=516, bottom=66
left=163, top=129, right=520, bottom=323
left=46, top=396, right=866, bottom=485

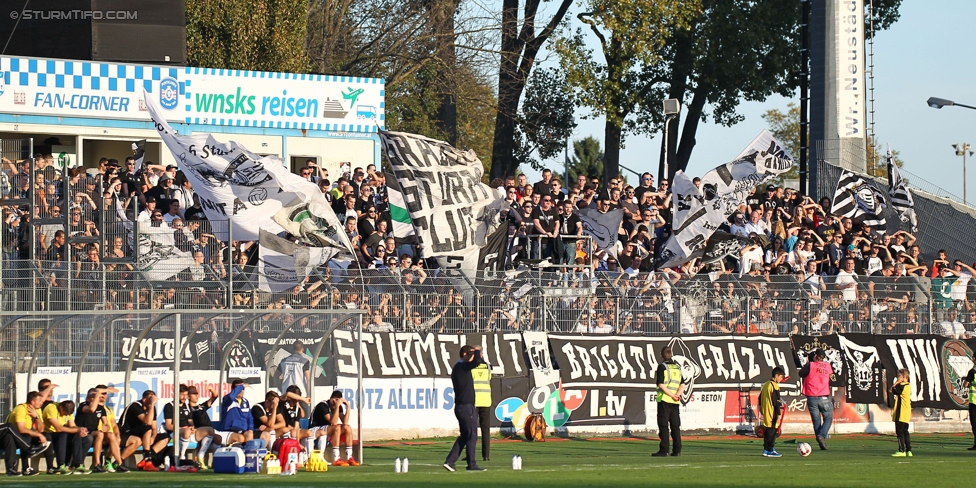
left=136, top=224, right=195, bottom=281
left=658, top=131, right=793, bottom=268
left=257, top=229, right=339, bottom=293
left=378, top=130, right=497, bottom=270
left=143, top=90, right=351, bottom=251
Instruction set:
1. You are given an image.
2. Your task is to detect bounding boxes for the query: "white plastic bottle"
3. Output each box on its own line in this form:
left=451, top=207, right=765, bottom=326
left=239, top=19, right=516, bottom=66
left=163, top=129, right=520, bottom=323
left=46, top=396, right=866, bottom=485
left=517, top=455, right=523, bottom=470
left=403, top=458, right=409, bottom=473
left=512, top=454, right=518, bottom=470
left=395, top=457, right=401, bottom=473
left=163, top=456, right=171, bottom=471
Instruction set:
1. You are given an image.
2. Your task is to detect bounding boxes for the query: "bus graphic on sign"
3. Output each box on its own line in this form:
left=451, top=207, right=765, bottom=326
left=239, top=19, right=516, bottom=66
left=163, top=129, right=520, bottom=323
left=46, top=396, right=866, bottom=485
left=356, top=105, right=377, bottom=119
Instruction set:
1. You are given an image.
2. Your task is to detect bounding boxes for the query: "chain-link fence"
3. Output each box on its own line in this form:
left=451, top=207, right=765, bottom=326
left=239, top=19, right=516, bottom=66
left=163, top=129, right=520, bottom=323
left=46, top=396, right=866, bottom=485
left=0, top=309, right=366, bottom=420
left=0, top=259, right=945, bottom=334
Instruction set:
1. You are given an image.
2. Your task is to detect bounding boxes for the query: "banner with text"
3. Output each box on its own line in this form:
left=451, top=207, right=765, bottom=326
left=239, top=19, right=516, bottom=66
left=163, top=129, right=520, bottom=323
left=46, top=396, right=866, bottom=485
left=331, top=331, right=527, bottom=379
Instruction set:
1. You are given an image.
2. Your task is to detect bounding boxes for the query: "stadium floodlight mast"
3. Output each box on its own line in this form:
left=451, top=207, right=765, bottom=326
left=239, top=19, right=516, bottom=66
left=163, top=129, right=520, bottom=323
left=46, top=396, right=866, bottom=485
left=954, top=143, right=973, bottom=205
left=928, top=97, right=976, bottom=204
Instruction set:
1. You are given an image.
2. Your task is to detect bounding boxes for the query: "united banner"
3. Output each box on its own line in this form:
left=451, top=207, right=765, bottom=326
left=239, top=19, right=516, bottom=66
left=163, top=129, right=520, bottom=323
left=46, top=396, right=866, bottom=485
left=118, top=330, right=215, bottom=370
left=144, top=89, right=350, bottom=249
left=378, top=130, right=497, bottom=270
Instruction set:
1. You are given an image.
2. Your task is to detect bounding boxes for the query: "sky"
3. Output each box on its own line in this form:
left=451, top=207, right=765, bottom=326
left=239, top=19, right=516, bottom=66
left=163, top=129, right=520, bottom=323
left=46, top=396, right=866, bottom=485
left=520, top=1, right=976, bottom=202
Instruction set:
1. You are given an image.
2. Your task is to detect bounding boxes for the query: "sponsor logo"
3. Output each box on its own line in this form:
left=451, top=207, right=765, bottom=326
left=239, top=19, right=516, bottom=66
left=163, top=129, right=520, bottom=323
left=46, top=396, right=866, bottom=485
left=941, top=339, right=974, bottom=408
left=159, top=77, right=179, bottom=110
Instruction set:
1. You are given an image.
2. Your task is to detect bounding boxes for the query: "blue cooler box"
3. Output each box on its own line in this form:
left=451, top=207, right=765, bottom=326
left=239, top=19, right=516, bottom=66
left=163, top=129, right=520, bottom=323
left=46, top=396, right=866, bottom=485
left=213, top=446, right=246, bottom=474
left=244, top=448, right=268, bottom=473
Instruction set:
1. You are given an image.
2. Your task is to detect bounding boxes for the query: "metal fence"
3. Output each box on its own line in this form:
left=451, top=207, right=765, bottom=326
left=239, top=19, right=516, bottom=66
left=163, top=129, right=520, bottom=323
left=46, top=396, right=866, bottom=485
left=0, top=309, right=367, bottom=421
left=0, top=257, right=948, bottom=336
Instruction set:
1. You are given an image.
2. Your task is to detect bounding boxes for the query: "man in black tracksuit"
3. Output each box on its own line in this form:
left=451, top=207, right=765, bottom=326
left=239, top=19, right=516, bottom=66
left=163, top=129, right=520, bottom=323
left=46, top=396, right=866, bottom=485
left=443, top=345, right=486, bottom=472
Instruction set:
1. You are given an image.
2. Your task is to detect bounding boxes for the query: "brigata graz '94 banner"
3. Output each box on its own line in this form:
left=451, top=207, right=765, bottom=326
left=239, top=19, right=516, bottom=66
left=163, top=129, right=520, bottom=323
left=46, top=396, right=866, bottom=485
left=547, top=334, right=799, bottom=402
left=793, top=334, right=976, bottom=410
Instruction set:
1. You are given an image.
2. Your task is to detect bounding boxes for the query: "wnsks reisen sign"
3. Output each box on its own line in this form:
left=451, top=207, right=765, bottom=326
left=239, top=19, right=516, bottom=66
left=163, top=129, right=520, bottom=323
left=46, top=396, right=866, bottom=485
left=183, top=67, right=384, bottom=131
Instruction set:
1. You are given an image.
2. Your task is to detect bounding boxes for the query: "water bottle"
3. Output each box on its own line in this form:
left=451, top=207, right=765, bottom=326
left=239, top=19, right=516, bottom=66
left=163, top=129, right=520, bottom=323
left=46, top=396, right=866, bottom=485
left=163, top=456, right=171, bottom=471
left=395, top=457, right=401, bottom=473
left=403, top=458, right=409, bottom=473
left=517, top=455, right=523, bottom=470
left=512, top=454, right=518, bottom=470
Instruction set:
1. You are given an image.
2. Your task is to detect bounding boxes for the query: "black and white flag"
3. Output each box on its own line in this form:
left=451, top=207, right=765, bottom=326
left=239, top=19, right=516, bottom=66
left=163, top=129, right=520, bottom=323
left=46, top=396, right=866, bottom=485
left=887, top=150, right=917, bottom=232
left=832, top=170, right=887, bottom=231
left=700, top=231, right=752, bottom=265
left=258, top=229, right=340, bottom=293
left=144, top=89, right=351, bottom=249
left=136, top=223, right=195, bottom=281
left=132, top=139, right=146, bottom=171
left=577, top=207, right=624, bottom=258
left=478, top=222, right=511, bottom=272
left=378, top=130, right=496, bottom=270
left=659, top=132, right=794, bottom=269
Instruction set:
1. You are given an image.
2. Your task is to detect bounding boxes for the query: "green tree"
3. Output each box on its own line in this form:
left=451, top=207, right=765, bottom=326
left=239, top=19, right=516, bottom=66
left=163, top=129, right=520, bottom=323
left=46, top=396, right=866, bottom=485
left=489, top=0, right=575, bottom=181
left=554, top=0, right=700, bottom=184
left=186, top=0, right=309, bottom=72
left=567, top=136, right=605, bottom=185
left=762, top=104, right=802, bottom=185
left=514, top=68, right=577, bottom=171
left=639, top=0, right=902, bottom=181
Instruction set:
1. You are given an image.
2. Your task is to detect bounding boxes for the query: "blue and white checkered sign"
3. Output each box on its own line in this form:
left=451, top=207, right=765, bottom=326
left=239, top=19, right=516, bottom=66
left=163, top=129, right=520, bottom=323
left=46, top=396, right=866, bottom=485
left=0, top=56, right=184, bottom=120
left=0, top=55, right=385, bottom=133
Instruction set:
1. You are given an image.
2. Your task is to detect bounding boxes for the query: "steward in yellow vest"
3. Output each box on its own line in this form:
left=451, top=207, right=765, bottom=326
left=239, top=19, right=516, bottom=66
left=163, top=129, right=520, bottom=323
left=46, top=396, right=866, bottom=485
left=471, top=361, right=492, bottom=462
left=653, top=346, right=683, bottom=457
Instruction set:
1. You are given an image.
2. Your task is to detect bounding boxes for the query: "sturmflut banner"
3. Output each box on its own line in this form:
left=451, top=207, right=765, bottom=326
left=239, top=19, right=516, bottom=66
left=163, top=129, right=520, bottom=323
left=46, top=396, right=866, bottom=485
left=377, top=130, right=497, bottom=270
left=331, top=331, right=527, bottom=378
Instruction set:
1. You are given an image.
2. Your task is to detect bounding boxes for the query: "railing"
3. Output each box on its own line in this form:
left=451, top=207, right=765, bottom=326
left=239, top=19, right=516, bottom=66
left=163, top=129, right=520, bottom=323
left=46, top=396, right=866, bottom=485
left=0, top=257, right=944, bottom=337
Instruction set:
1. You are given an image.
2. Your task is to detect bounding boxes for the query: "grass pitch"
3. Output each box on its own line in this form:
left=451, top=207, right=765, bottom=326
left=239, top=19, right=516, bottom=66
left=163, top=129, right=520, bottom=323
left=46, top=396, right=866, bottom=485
left=6, top=434, right=975, bottom=487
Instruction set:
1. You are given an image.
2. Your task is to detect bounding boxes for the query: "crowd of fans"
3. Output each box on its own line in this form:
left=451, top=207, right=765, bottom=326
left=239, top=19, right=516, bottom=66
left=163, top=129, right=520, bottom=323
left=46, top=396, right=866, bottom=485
left=0, top=153, right=972, bottom=338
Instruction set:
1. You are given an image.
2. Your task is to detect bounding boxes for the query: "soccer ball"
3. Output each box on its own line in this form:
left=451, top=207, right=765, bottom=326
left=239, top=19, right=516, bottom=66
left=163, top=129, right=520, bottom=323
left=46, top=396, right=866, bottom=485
left=797, top=442, right=812, bottom=457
